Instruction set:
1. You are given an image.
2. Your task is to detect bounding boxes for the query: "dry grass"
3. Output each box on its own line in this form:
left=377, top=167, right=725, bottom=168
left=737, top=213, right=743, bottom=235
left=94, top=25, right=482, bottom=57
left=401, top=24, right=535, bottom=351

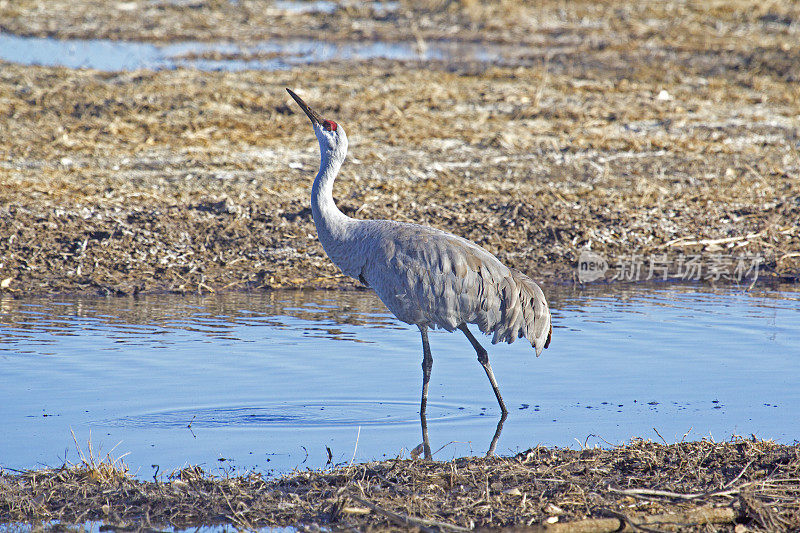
left=1, top=437, right=798, bottom=531
left=66, top=430, right=131, bottom=486
left=0, top=0, right=798, bottom=295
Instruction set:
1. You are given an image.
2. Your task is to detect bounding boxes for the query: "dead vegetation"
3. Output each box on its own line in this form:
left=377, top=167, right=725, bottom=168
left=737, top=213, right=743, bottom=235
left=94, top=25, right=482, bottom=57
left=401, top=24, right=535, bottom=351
left=0, top=4, right=797, bottom=530
left=0, top=0, right=798, bottom=296
left=1, top=437, right=798, bottom=531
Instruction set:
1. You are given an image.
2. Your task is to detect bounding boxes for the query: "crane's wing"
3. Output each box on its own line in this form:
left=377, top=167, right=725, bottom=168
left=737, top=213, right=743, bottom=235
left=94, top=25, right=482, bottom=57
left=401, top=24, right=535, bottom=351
left=361, top=221, right=552, bottom=356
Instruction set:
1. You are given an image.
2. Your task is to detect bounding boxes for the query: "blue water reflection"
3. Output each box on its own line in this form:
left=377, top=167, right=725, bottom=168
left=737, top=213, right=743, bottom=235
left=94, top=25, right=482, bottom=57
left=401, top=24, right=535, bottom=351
left=0, top=284, right=797, bottom=477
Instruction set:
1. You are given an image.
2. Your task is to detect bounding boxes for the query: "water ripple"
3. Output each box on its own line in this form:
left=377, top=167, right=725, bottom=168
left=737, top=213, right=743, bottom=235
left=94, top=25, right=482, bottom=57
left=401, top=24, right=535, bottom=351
left=102, top=400, right=475, bottom=429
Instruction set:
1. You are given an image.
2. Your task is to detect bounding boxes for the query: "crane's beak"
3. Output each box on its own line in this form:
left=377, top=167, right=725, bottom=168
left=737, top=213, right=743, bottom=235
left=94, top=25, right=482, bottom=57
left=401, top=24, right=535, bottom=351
left=286, top=88, right=322, bottom=126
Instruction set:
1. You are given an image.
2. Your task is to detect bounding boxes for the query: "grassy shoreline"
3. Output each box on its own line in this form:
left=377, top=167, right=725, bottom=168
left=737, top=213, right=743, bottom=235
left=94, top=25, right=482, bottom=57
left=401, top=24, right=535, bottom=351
left=2, top=437, right=798, bottom=531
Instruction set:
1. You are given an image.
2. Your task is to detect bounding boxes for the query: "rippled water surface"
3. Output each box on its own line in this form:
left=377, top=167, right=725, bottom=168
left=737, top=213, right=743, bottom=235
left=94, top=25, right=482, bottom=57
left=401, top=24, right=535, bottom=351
left=1, top=284, right=798, bottom=477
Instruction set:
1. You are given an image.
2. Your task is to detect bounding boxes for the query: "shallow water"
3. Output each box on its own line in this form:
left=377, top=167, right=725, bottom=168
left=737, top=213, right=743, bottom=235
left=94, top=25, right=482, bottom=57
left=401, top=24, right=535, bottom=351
left=272, top=0, right=398, bottom=15
left=0, top=33, right=523, bottom=72
left=0, top=284, right=798, bottom=478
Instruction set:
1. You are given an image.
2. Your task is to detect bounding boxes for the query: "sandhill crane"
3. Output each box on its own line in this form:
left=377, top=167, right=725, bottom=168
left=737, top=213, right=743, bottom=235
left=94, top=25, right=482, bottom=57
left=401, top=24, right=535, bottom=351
left=287, top=89, right=552, bottom=455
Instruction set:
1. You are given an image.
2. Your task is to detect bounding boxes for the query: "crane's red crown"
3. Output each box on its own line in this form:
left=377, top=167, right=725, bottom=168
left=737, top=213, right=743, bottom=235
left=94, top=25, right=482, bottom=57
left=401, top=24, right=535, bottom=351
left=323, top=120, right=338, bottom=132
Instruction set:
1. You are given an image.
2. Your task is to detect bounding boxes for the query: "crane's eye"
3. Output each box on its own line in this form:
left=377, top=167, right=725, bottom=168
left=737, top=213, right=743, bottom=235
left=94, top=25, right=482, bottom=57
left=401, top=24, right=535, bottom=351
left=323, top=120, right=337, bottom=132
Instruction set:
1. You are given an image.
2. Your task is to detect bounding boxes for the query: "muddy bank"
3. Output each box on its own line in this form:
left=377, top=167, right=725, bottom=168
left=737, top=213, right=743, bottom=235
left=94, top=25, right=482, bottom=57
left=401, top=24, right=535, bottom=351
left=0, top=1, right=798, bottom=296
left=3, top=0, right=800, bottom=52
left=1, top=437, right=798, bottom=531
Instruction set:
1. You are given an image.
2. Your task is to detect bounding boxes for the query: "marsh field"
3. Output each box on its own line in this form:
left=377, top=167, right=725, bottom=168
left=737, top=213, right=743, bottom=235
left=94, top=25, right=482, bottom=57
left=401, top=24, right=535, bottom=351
left=1, top=0, right=799, bottom=294
left=1, top=0, right=799, bottom=531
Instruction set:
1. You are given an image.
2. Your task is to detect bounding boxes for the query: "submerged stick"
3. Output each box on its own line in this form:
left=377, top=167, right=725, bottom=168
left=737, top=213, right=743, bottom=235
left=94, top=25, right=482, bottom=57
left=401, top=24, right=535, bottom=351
left=348, top=495, right=471, bottom=533
left=608, top=485, right=744, bottom=500
left=495, top=505, right=736, bottom=533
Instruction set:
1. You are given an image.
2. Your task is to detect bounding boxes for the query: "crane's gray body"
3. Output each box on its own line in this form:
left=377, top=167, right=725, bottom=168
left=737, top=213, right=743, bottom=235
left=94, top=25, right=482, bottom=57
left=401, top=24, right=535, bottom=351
left=306, top=104, right=552, bottom=356
left=329, top=217, right=551, bottom=354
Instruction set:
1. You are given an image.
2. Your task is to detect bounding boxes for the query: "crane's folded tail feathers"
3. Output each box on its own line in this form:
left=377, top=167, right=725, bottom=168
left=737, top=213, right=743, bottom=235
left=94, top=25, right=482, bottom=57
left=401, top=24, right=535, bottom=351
left=481, top=269, right=551, bottom=356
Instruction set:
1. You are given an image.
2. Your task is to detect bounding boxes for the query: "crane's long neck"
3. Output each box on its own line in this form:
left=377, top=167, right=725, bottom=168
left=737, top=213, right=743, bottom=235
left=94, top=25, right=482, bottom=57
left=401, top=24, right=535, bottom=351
left=310, top=140, right=357, bottom=265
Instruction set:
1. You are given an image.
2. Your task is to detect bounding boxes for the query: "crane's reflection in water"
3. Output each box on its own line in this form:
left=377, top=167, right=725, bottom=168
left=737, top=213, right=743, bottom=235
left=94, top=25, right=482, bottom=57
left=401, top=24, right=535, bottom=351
left=419, top=409, right=507, bottom=460
left=1, top=284, right=799, bottom=478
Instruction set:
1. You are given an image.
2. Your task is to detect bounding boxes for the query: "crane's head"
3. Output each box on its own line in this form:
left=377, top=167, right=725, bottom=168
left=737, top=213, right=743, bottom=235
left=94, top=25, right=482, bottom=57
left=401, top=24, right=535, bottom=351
left=286, top=88, right=347, bottom=161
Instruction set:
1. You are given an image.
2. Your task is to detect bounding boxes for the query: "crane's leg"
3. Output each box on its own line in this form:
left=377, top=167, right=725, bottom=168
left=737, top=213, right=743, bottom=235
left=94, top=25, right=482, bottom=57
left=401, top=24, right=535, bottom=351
left=418, top=325, right=433, bottom=460
left=458, top=324, right=508, bottom=414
